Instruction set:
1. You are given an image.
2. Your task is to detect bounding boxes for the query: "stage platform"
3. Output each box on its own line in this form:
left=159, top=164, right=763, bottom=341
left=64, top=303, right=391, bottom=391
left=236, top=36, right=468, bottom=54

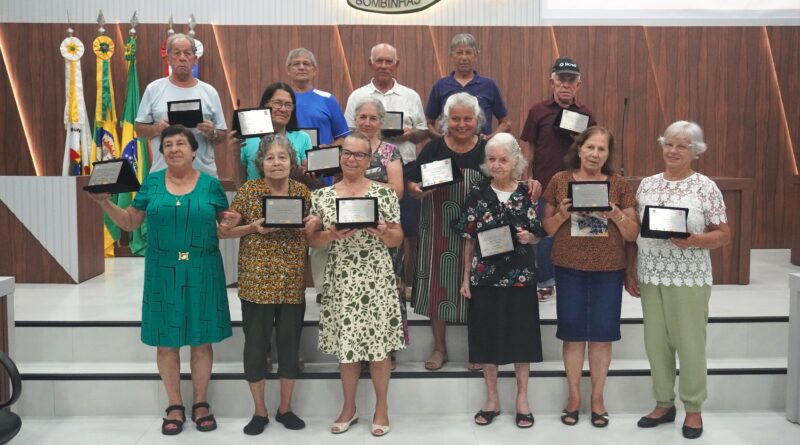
left=8, top=249, right=800, bottom=444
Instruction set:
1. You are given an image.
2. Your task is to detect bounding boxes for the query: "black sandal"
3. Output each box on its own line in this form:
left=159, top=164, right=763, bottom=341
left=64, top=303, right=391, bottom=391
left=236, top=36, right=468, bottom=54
left=474, top=410, right=500, bottom=425
left=561, top=409, right=579, bottom=426
left=161, top=405, right=186, bottom=435
left=191, top=402, right=218, bottom=432
left=516, top=412, right=534, bottom=428
left=591, top=411, right=609, bottom=428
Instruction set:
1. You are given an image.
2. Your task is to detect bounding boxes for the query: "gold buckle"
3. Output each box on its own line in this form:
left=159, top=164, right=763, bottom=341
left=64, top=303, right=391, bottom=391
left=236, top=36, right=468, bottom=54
left=178, top=252, right=189, bottom=261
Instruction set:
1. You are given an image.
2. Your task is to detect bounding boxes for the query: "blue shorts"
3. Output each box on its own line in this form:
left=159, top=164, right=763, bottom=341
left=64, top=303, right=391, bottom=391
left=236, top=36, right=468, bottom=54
left=554, top=266, right=624, bottom=342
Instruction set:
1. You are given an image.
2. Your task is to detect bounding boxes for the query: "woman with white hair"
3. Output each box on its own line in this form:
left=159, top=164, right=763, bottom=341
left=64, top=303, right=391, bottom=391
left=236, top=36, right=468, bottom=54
left=407, top=92, right=489, bottom=372
left=456, top=133, right=546, bottom=428
left=626, top=120, right=731, bottom=439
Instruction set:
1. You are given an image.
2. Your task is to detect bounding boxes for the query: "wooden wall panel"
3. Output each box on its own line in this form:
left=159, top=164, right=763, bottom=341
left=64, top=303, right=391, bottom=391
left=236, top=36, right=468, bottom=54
left=0, top=38, right=34, bottom=175
left=0, top=24, right=797, bottom=249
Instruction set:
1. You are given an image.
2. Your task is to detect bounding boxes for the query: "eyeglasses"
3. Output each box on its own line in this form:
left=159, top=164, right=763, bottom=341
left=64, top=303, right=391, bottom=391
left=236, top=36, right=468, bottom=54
left=661, top=142, right=693, bottom=151
left=268, top=100, right=294, bottom=110
left=340, top=149, right=369, bottom=161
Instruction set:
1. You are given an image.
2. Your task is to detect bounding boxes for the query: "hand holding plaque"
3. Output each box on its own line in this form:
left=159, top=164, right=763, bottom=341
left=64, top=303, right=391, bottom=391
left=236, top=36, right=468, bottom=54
left=420, top=158, right=462, bottom=191
left=335, top=197, right=378, bottom=229
left=167, top=99, right=203, bottom=128
left=641, top=205, right=690, bottom=239
left=477, top=225, right=515, bottom=259
left=568, top=181, right=611, bottom=212
left=306, top=146, right=342, bottom=176
left=262, top=196, right=305, bottom=228
left=83, top=158, right=141, bottom=194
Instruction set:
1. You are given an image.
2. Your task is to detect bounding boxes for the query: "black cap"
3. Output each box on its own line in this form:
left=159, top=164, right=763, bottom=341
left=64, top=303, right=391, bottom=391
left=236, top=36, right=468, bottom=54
left=552, top=57, right=580, bottom=76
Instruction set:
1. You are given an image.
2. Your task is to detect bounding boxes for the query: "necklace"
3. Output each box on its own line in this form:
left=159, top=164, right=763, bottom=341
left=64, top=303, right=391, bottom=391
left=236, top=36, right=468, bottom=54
left=175, top=195, right=184, bottom=206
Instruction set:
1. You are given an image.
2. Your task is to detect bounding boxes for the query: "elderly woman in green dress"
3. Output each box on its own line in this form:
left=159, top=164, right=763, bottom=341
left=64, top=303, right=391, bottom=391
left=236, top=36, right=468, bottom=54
left=88, top=125, right=236, bottom=435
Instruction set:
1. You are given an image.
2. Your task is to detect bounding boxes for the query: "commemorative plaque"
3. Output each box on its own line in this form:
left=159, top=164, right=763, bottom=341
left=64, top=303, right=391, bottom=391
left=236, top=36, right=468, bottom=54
left=232, top=108, right=274, bottom=139
left=167, top=99, right=203, bottom=128
left=420, top=158, right=462, bottom=191
left=381, top=111, right=404, bottom=138
left=335, top=197, right=378, bottom=229
left=262, top=196, right=305, bottom=228
left=568, top=181, right=611, bottom=212
left=477, top=225, right=515, bottom=259
left=306, top=146, right=342, bottom=176
left=641, top=205, right=690, bottom=239
left=298, top=127, right=320, bottom=148
left=83, top=158, right=140, bottom=194
left=555, top=108, right=590, bottom=134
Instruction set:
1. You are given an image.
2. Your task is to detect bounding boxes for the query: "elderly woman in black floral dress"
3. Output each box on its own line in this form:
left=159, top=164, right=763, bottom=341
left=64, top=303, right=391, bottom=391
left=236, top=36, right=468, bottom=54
left=457, top=133, right=547, bottom=429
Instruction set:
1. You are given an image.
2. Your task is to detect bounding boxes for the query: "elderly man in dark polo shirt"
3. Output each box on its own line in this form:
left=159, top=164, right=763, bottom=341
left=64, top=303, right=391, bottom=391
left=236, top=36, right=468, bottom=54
left=520, top=57, right=596, bottom=302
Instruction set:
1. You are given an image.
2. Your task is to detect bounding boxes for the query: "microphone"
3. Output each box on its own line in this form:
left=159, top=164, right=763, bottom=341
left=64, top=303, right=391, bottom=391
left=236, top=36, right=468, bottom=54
left=620, top=97, right=629, bottom=176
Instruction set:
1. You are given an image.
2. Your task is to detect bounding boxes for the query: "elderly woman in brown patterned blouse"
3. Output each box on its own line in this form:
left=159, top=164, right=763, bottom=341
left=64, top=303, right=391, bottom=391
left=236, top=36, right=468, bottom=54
left=218, top=134, right=311, bottom=435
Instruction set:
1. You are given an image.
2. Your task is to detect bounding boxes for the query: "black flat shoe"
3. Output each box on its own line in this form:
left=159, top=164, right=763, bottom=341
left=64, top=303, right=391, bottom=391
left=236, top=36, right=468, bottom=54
left=243, top=415, right=269, bottom=435
left=683, top=421, right=703, bottom=439
left=161, top=405, right=186, bottom=435
left=591, top=411, right=609, bottom=428
left=515, top=412, right=534, bottom=428
left=637, top=406, right=676, bottom=428
left=474, top=410, right=500, bottom=425
left=276, top=410, right=306, bottom=430
left=560, top=409, right=579, bottom=426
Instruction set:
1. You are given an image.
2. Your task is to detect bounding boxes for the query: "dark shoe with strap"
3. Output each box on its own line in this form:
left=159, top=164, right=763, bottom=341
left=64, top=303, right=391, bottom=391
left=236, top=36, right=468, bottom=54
left=591, top=411, right=609, bottom=428
left=191, top=402, right=218, bottom=432
left=637, top=406, right=676, bottom=428
left=560, top=409, right=579, bottom=426
left=243, top=415, right=269, bottom=435
left=682, top=418, right=703, bottom=439
left=515, top=412, right=534, bottom=428
left=161, top=405, right=186, bottom=435
left=474, top=410, right=500, bottom=426
left=276, top=410, right=306, bottom=430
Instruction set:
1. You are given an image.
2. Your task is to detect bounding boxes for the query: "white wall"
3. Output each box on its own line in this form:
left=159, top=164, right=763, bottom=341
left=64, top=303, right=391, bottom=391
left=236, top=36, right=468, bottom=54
left=1, top=0, right=797, bottom=25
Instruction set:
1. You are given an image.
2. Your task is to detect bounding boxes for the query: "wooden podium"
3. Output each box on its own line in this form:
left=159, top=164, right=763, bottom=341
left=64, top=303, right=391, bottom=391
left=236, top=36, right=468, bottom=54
left=0, top=176, right=104, bottom=283
left=626, top=177, right=753, bottom=285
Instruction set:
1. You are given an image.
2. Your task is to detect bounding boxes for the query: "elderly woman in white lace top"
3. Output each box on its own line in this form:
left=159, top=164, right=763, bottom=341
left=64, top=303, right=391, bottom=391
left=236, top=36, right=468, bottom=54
left=625, top=121, right=731, bottom=440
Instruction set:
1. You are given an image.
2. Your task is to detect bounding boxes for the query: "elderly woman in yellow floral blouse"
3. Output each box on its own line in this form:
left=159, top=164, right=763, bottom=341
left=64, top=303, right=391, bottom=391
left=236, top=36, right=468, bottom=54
left=218, top=134, right=310, bottom=435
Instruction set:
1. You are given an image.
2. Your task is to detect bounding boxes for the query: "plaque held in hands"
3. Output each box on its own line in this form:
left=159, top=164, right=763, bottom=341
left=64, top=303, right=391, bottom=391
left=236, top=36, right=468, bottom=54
left=167, top=99, right=203, bottom=128
left=262, top=196, right=305, bottom=228
left=335, top=197, right=378, bottom=229
left=568, top=181, right=611, bottom=212
left=641, top=205, right=690, bottom=239
left=420, top=158, right=462, bottom=191
left=477, top=225, right=515, bottom=259
left=306, top=146, right=342, bottom=176
left=232, top=108, right=274, bottom=139
left=83, top=158, right=141, bottom=194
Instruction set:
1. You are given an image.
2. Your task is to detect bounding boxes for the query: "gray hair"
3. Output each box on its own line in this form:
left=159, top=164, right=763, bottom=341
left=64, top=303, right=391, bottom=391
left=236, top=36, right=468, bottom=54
left=658, top=120, right=707, bottom=155
left=481, top=133, right=528, bottom=180
left=354, top=97, right=386, bottom=120
left=449, top=33, right=479, bottom=54
left=166, top=33, right=197, bottom=54
left=285, top=48, right=317, bottom=67
left=255, top=133, right=298, bottom=178
left=369, top=43, right=398, bottom=64
left=343, top=131, right=371, bottom=151
left=438, top=92, right=485, bottom=136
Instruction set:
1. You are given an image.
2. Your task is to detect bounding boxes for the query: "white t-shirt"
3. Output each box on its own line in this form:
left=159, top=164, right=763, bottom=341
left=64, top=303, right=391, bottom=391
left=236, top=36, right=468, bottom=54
left=344, top=79, right=427, bottom=164
left=635, top=172, right=728, bottom=287
left=136, top=77, right=227, bottom=177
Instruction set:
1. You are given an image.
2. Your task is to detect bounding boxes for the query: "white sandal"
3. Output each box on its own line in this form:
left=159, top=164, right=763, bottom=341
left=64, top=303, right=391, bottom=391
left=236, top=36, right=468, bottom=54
left=330, top=411, right=358, bottom=434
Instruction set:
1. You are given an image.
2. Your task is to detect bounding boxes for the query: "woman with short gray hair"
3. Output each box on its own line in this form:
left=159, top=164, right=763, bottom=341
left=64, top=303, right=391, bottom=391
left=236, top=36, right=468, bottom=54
left=425, top=33, right=510, bottom=138
left=626, top=120, right=731, bottom=439
left=456, top=132, right=546, bottom=428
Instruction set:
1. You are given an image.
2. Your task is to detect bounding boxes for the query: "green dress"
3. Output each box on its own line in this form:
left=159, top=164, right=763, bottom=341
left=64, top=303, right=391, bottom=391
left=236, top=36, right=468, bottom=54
left=132, top=170, right=233, bottom=347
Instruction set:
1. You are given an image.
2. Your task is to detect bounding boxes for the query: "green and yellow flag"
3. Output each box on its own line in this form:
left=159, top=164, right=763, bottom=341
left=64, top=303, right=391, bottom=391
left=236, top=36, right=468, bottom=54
left=91, top=34, right=121, bottom=257
left=116, top=35, right=149, bottom=256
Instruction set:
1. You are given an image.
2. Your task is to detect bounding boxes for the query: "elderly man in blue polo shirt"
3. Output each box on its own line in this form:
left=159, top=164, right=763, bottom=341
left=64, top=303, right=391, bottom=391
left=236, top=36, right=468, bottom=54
left=425, top=33, right=511, bottom=139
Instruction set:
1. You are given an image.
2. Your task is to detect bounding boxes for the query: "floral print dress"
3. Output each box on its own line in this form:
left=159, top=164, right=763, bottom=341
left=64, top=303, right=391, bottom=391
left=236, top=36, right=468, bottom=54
left=311, top=182, right=406, bottom=362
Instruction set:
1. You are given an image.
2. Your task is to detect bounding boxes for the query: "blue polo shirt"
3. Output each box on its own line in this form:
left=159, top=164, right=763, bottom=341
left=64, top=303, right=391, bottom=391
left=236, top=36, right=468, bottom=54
left=294, top=88, right=351, bottom=145
left=425, top=71, right=508, bottom=135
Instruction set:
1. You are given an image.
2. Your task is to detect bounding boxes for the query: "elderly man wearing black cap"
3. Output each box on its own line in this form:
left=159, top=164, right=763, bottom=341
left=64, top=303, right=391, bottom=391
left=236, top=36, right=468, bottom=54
left=519, top=57, right=596, bottom=303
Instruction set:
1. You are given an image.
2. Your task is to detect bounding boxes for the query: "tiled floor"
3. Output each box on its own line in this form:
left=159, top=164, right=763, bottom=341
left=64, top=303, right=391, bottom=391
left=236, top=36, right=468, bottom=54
left=12, top=412, right=800, bottom=444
